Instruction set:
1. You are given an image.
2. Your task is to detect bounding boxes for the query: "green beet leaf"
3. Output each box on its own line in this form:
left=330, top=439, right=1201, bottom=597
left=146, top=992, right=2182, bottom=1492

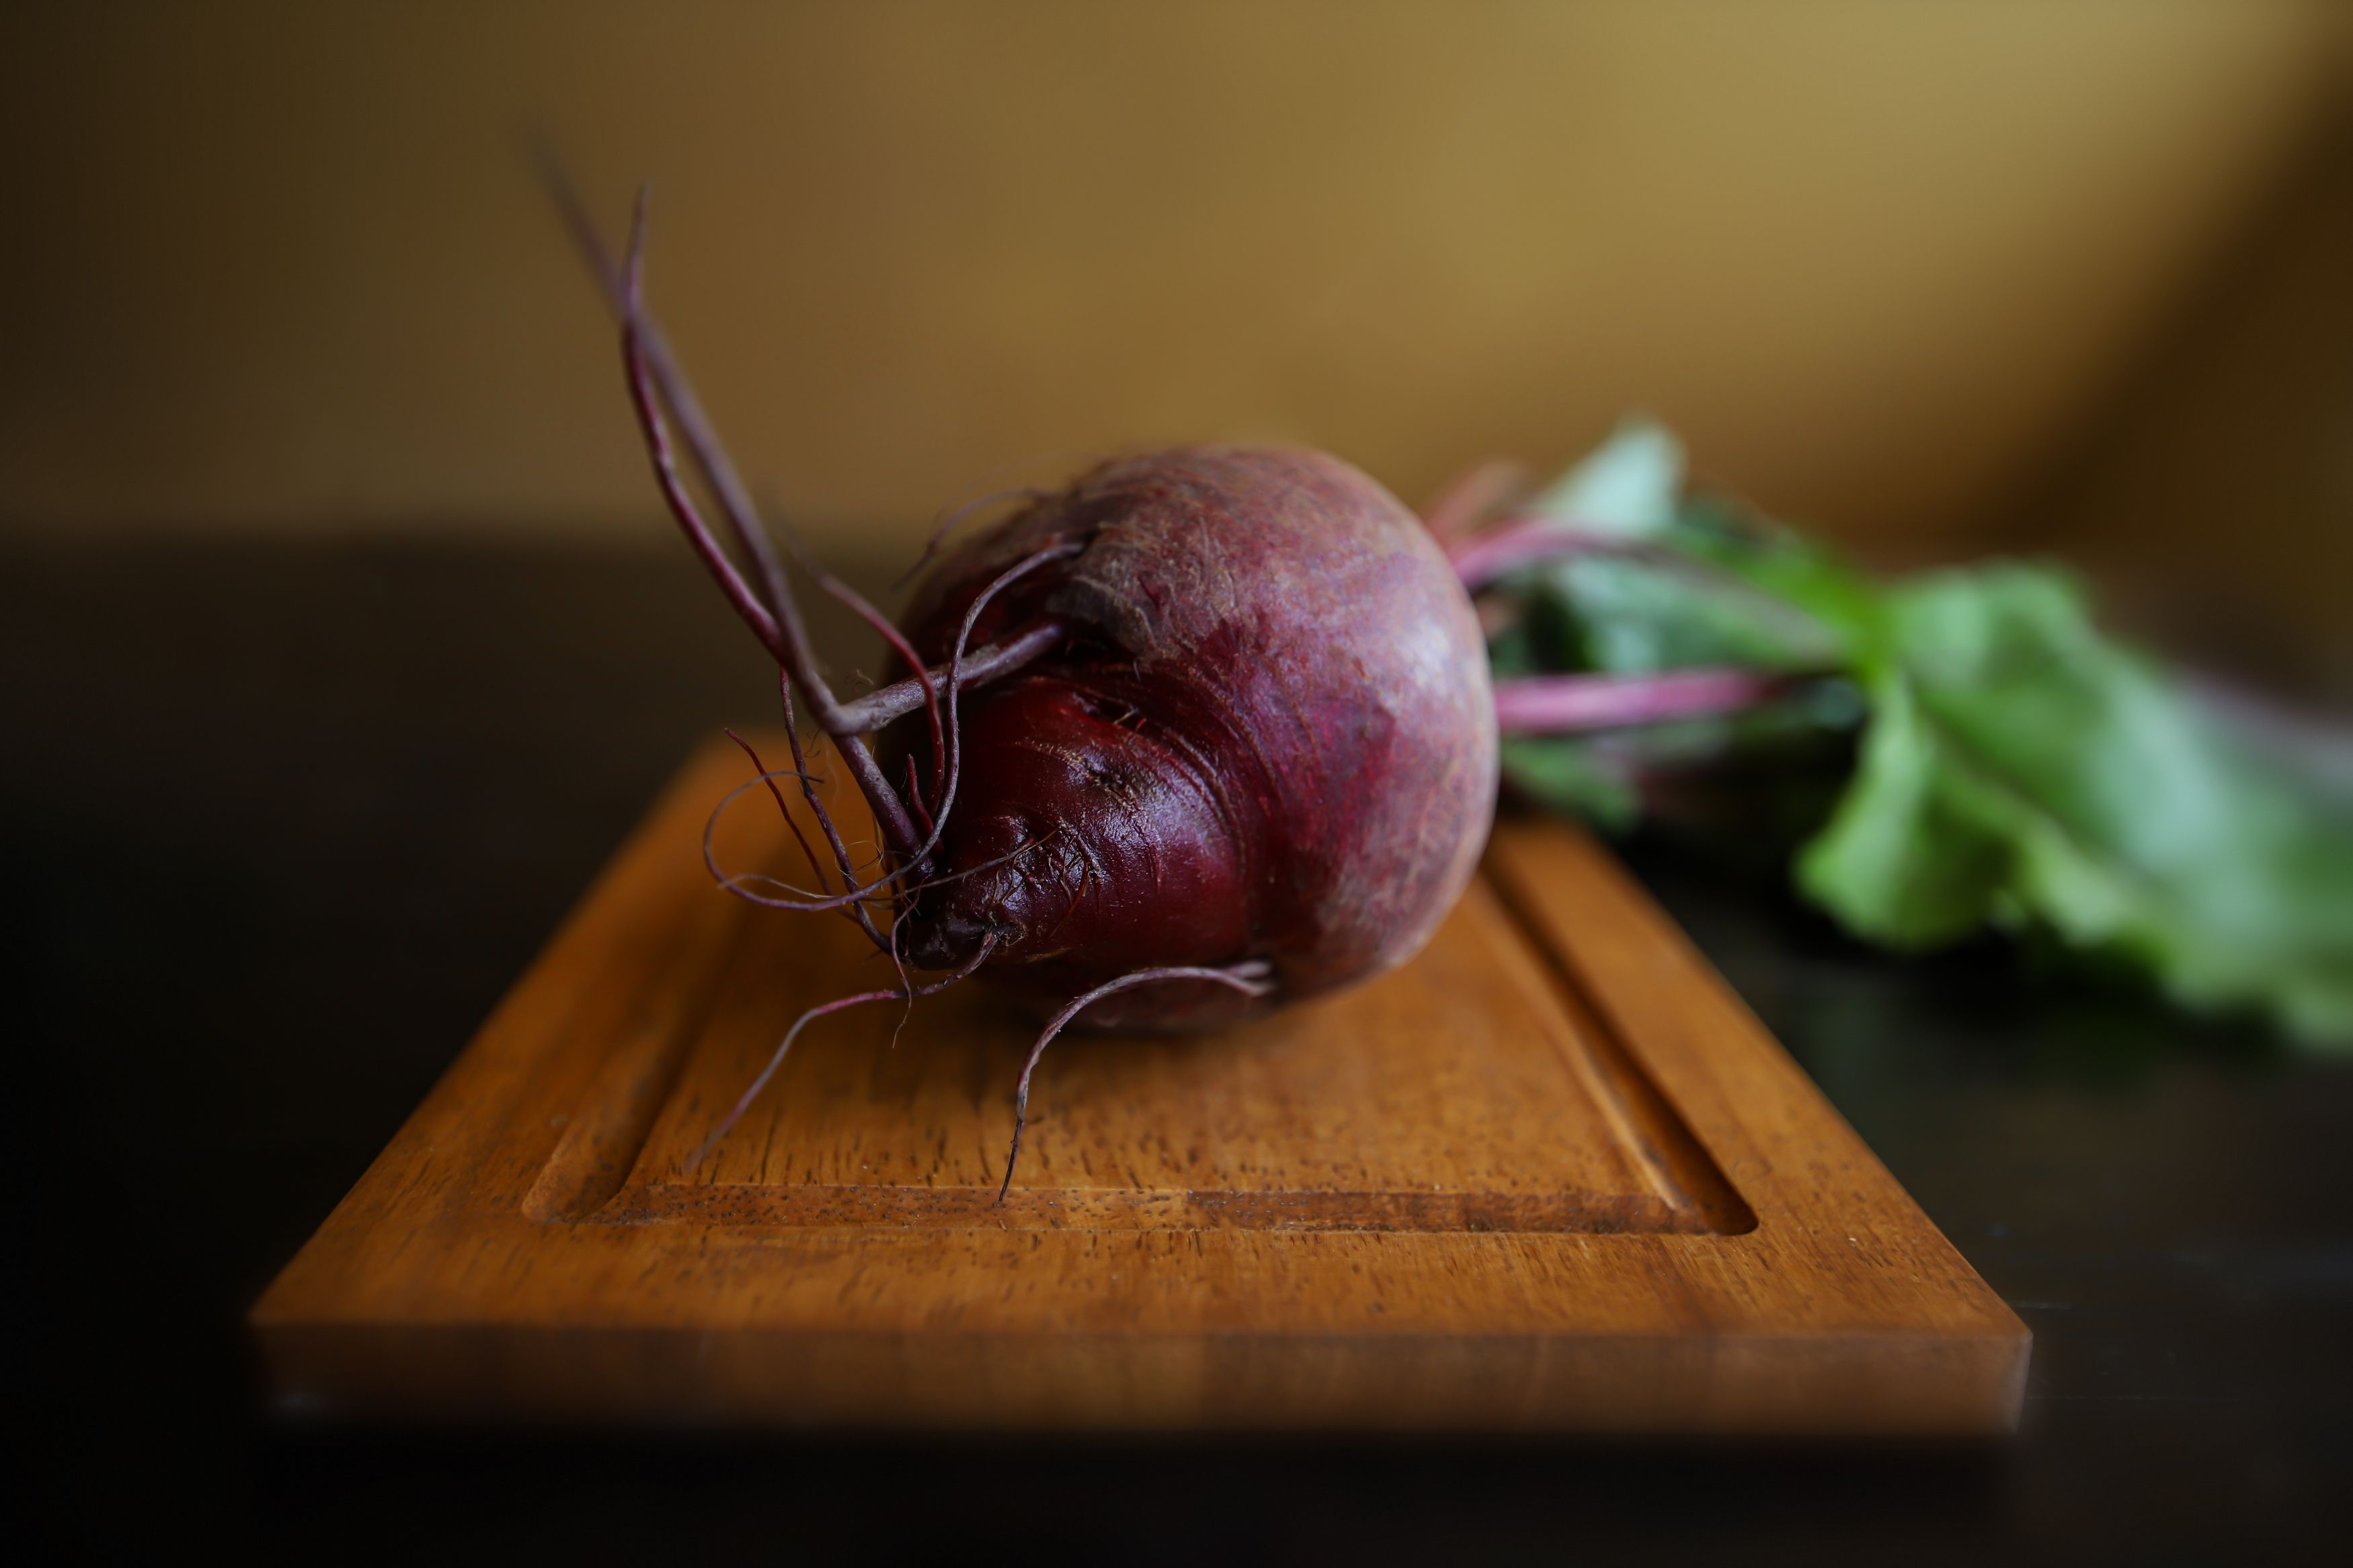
left=1798, top=565, right=2353, bottom=1045
left=1486, top=421, right=2353, bottom=1046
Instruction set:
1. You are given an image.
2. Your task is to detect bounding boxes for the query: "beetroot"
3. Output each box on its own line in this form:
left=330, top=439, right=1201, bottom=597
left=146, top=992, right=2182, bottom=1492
left=562, top=187, right=1497, bottom=1187
left=889, top=447, right=1497, bottom=1028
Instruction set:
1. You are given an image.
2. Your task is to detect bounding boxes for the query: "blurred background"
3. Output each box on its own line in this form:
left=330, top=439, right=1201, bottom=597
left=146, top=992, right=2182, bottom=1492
left=5, top=0, right=2349, bottom=686
left=7, top=3, right=2353, bottom=1560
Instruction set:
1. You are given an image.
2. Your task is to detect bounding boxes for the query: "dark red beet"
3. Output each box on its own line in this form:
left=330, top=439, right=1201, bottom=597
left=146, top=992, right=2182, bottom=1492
left=890, top=447, right=1497, bottom=1027
left=559, top=184, right=1497, bottom=1176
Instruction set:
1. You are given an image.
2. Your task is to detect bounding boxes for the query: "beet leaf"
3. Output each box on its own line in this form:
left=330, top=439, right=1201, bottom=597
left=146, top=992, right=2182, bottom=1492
left=1480, top=421, right=2353, bottom=1046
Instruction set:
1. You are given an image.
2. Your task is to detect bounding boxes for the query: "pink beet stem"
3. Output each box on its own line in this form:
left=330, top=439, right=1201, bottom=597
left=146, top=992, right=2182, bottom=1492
left=833, top=618, right=1070, bottom=733
left=1420, top=458, right=1529, bottom=548
left=1492, top=668, right=1798, bottom=733
left=1448, top=516, right=1616, bottom=591
left=539, top=154, right=795, bottom=622
left=612, top=195, right=922, bottom=857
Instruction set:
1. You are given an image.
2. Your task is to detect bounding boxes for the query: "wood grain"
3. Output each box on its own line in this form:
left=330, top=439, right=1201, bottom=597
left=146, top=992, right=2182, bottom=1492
left=252, top=735, right=2028, bottom=1433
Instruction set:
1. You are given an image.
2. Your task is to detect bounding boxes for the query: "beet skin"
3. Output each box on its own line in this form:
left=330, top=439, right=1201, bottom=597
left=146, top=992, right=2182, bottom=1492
left=893, top=447, right=1498, bottom=1027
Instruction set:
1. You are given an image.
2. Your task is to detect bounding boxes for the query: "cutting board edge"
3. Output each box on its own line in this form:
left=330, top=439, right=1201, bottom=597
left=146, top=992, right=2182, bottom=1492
left=253, top=1317, right=2029, bottom=1436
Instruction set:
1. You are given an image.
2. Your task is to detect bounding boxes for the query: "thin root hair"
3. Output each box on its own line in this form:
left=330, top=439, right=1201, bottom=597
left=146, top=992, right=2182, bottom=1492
left=996, top=960, right=1275, bottom=1202
left=896, top=484, right=1055, bottom=589
left=696, top=536, right=1084, bottom=915
left=686, top=934, right=1000, bottom=1173
left=760, top=497, right=949, bottom=811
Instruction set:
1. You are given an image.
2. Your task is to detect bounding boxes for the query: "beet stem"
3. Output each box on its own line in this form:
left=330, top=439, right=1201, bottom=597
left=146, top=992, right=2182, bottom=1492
left=540, top=158, right=798, bottom=626
left=833, top=618, right=1070, bottom=733
left=610, top=198, right=922, bottom=856
left=1452, top=520, right=1842, bottom=659
left=1447, top=517, right=1611, bottom=589
left=559, top=167, right=1080, bottom=880
left=1419, top=458, right=1529, bottom=550
left=1491, top=668, right=1803, bottom=733
left=766, top=507, right=948, bottom=809
left=996, top=961, right=1275, bottom=1204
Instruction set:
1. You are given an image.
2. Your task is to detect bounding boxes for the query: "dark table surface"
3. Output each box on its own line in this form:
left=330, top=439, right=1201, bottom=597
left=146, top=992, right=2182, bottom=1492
left=7, top=536, right=2349, bottom=1565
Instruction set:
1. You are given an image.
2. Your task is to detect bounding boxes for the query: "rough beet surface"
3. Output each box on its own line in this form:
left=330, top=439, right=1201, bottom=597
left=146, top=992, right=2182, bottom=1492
left=891, top=446, right=1498, bottom=1027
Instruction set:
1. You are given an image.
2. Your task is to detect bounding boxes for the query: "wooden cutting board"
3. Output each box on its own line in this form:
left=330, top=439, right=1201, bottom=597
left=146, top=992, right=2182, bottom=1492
left=253, top=735, right=2027, bottom=1433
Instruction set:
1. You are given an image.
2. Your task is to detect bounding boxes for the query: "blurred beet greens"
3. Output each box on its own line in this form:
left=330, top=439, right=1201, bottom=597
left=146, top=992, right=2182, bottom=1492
left=1478, top=421, right=2353, bottom=1048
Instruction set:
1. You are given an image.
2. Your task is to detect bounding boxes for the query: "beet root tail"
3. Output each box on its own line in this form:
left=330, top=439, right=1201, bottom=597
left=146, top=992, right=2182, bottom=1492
left=996, top=960, right=1274, bottom=1204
